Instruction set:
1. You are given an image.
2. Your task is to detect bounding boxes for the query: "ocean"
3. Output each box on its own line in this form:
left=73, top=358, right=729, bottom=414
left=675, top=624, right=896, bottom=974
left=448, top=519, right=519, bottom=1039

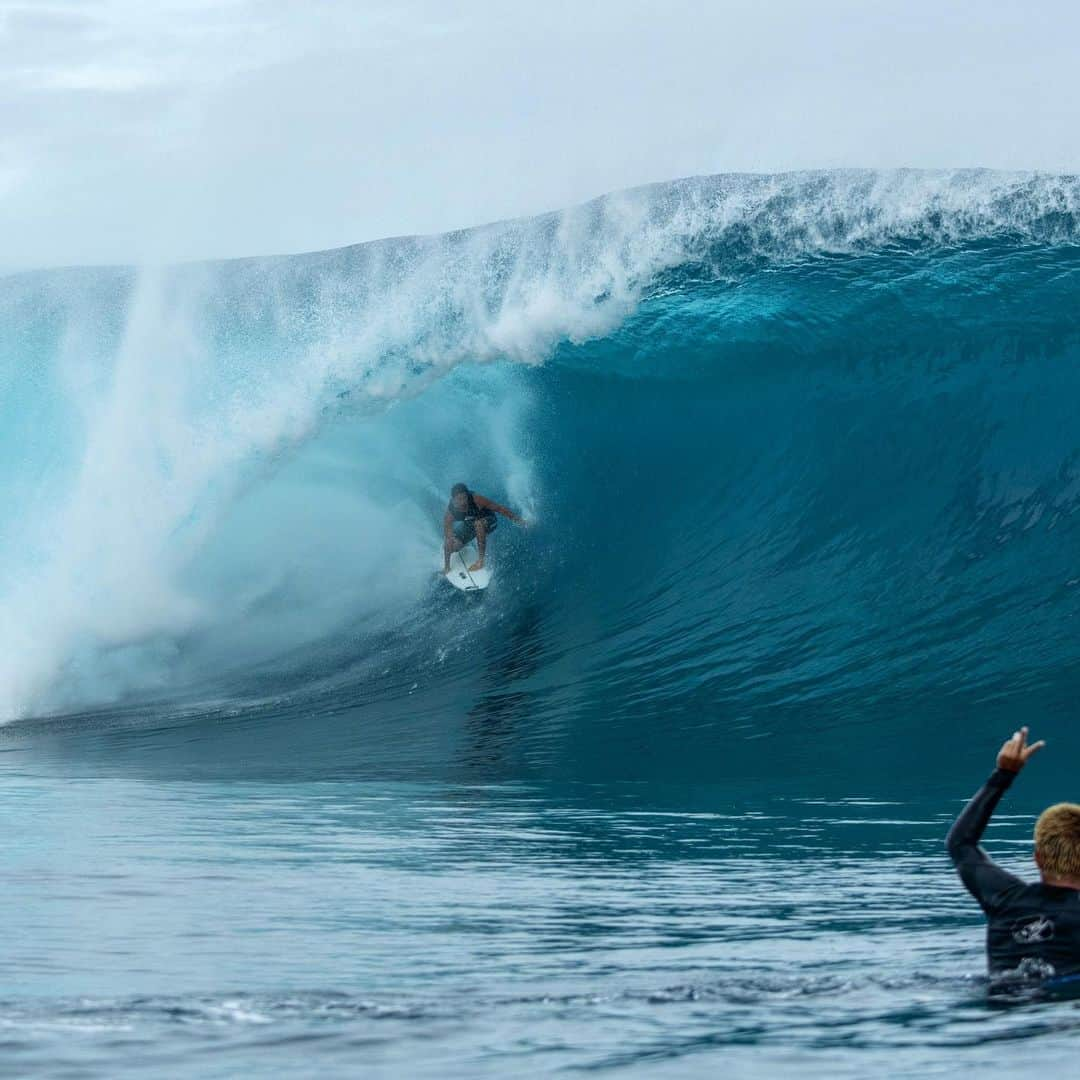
left=3, top=169, right=1080, bottom=1076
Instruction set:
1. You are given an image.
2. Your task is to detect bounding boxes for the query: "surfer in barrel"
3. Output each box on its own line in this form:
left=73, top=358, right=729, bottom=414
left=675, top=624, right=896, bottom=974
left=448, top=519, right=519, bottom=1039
left=443, top=483, right=526, bottom=574
left=947, top=726, right=1080, bottom=986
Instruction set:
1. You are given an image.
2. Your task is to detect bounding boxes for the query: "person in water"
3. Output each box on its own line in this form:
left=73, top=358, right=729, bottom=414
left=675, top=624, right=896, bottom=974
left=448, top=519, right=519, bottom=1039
left=443, top=483, right=526, bottom=573
left=947, top=726, right=1080, bottom=983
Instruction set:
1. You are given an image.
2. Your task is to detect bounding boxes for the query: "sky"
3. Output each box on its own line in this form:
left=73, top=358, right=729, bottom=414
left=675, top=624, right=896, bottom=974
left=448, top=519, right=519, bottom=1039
left=1, top=0, right=1078, bottom=268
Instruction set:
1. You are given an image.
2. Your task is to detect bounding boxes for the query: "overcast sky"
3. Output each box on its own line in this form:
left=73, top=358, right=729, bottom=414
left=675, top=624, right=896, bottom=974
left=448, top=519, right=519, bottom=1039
left=1, top=0, right=1078, bottom=268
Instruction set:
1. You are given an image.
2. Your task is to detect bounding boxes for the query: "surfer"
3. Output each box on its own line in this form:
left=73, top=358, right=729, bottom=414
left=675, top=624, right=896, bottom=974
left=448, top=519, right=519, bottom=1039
left=947, top=726, right=1080, bottom=984
left=443, top=483, right=525, bottom=574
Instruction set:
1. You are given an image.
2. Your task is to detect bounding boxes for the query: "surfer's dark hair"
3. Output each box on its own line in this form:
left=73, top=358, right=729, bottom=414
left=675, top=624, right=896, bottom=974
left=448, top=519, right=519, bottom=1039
left=451, top=483, right=469, bottom=496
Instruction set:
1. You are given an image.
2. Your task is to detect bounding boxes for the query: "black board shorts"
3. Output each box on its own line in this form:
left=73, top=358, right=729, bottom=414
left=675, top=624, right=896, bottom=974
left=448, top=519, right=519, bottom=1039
left=453, top=513, right=497, bottom=545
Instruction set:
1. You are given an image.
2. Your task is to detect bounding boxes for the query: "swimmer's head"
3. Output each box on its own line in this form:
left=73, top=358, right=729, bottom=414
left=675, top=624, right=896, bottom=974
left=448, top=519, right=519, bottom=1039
left=1034, top=803, right=1080, bottom=881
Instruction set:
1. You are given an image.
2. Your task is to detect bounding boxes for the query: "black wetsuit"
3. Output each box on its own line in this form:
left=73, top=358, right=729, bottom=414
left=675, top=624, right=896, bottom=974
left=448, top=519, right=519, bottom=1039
left=947, top=768, right=1080, bottom=979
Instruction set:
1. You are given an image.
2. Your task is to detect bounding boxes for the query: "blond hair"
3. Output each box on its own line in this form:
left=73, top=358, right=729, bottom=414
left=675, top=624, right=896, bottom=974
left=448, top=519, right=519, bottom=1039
left=1035, top=803, right=1080, bottom=879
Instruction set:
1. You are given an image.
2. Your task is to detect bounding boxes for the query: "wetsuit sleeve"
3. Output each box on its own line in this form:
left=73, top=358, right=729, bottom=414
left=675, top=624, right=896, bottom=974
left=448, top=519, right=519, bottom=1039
left=946, top=767, right=1025, bottom=914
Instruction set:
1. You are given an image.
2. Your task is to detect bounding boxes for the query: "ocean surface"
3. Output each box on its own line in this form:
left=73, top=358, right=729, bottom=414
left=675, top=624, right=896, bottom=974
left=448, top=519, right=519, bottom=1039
left=3, top=169, right=1080, bottom=1076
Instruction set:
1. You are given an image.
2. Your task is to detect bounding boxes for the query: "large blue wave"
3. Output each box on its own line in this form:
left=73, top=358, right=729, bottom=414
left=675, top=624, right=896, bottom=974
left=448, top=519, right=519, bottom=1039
left=3, top=170, right=1080, bottom=785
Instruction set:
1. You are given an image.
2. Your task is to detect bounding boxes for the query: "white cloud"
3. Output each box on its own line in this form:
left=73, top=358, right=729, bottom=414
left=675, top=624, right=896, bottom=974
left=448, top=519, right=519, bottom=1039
left=0, top=0, right=1078, bottom=269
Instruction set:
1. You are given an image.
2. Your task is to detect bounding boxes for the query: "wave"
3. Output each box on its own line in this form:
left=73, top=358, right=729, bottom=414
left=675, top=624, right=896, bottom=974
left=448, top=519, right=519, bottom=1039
left=3, top=169, right=1080, bottom=778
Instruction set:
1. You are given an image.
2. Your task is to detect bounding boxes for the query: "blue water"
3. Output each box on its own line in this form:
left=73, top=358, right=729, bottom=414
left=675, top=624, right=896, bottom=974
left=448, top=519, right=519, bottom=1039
left=3, top=169, right=1080, bottom=1076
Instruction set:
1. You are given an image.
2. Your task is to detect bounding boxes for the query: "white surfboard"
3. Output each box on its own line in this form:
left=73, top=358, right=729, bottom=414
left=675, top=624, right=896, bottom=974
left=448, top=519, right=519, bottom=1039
left=443, top=546, right=491, bottom=592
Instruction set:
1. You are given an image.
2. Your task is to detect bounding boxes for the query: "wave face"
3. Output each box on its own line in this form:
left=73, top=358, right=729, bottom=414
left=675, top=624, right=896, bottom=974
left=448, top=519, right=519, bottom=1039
left=4, top=170, right=1080, bottom=782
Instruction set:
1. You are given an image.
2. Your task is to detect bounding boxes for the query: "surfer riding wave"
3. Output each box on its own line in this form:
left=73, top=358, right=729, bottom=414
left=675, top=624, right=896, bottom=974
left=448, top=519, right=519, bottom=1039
left=443, top=483, right=526, bottom=574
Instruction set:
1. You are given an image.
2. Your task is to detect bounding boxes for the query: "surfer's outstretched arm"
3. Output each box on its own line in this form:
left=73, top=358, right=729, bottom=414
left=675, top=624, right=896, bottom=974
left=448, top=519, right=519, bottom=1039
left=946, top=727, right=1044, bottom=912
left=474, top=494, right=524, bottom=524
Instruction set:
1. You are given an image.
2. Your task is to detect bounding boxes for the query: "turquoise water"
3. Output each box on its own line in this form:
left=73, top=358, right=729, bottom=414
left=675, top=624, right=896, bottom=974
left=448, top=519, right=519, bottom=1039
left=4, top=169, right=1080, bottom=1074
left=5, top=755, right=1078, bottom=1079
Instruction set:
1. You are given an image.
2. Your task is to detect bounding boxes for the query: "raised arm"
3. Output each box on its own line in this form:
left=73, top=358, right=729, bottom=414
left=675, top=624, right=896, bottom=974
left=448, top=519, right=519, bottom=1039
left=946, top=727, right=1044, bottom=913
left=474, top=494, right=524, bottom=525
